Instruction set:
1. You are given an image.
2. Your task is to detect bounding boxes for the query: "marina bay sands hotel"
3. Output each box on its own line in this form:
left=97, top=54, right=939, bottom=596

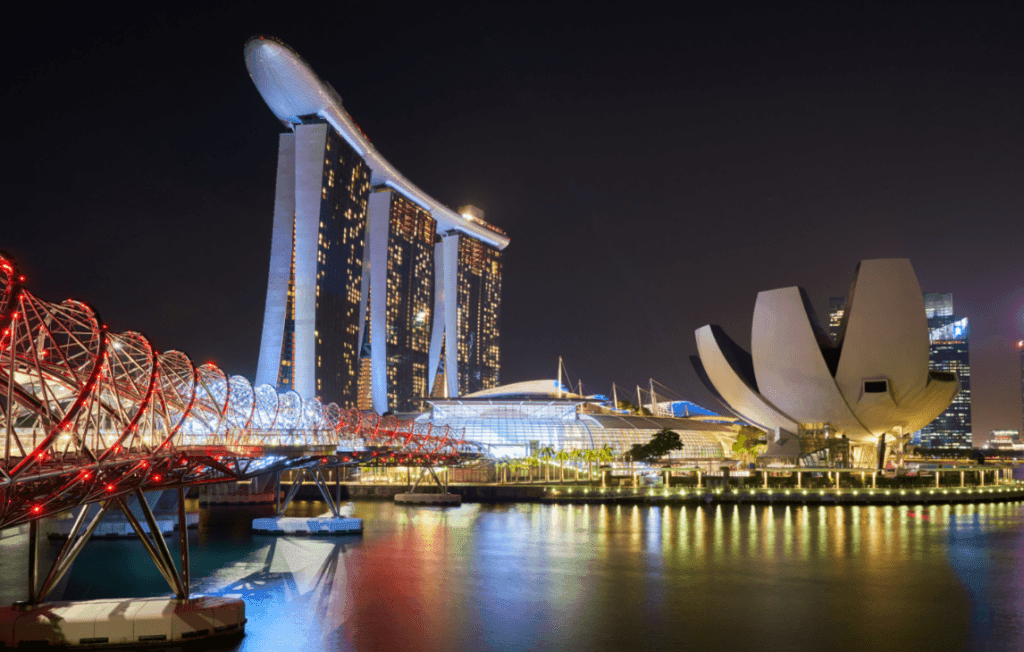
left=245, top=36, right=509, bottom=413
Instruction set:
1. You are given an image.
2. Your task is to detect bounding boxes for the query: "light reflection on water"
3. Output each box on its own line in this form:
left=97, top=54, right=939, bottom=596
left=2, top=500, right=1024, bottom=650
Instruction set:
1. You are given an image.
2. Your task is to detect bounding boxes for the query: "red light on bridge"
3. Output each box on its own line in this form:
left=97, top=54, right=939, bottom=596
left=152, top=474, right=162, bottom=482
left=31, top=505, right=42, bottom=514
left=105, top=484, right=116, bottom=492
left=140, top=460, right=149, bottom=469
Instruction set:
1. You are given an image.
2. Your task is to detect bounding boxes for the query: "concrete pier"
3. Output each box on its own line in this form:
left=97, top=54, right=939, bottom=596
left=0, top=596, right=244, bottom=648
left=47, top=513, right=199, bottom=540
left=252, top=516, right=363, bottom=535
left=395, top=493, right=462, bottom=506
left=200, top=482, right=280, bottom=506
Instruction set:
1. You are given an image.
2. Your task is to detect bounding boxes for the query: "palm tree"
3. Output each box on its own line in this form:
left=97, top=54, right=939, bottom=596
left=598, top=445, right=615, bottom=487
left=511, top=459, right=525, bottom=483
left=525, top=456, right=540, bottom=482
left=570, top=449, right=584, bottom=481
left=538, top=446, right=555, bottom=482
left=556, top=449, right=571, bottom=482
left=583, top=449, right=597, bottom=480
left=495, top=459, right=511, bottom=484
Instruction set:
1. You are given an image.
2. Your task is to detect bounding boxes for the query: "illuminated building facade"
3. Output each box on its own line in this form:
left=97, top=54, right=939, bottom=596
left=985, top=429, right=1021, bottom=451
left=246, top=36, right=509, bottom=413
left=419, top=380, right=736, bottom=459
left=455, top=228, right=502, bottom=395
left=257, top=121, right=370, bottom=407
left=917, top=293, right=971, bottom=448
left=827, top=296, right=846, bottom=343
left=373, top=192, right=436, bottom=411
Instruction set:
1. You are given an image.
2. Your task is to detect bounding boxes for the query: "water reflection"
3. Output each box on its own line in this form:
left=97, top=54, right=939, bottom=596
left=4, top=501, right=1024, bottom=650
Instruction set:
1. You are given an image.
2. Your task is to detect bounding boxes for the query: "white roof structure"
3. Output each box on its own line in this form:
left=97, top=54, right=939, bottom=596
left=244, top=35, right=509, bottom=251
left=463, top=379, right=586, bottom=400
left=692, top=259, right=960, bottom=445
left=426, top=380, right=737, bottom=458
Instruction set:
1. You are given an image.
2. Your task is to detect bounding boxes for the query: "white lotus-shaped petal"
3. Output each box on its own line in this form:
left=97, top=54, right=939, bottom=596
left=693, top=258, right=959, bottom=444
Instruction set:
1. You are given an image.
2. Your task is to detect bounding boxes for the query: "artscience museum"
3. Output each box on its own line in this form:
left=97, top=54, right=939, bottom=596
left=691, top=259, right=960, bottom=468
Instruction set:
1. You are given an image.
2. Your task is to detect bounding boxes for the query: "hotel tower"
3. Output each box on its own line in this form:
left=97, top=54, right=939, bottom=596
left=245, top=36, right=509, bottom=413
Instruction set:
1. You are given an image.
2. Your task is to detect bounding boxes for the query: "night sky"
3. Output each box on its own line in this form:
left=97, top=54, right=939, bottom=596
left=4, top=3, right=1022, bottom=443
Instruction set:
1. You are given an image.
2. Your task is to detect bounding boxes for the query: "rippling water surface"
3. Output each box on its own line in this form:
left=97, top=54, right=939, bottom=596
left=3, top=499, right=1024, bottom=651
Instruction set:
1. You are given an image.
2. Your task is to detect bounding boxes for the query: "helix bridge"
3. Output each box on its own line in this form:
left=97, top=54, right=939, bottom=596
left=0, top=251, right=480, bottom=535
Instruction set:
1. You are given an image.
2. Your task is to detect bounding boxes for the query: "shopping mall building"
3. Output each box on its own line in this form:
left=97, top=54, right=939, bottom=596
left=414, top=380, right=738, bottom=461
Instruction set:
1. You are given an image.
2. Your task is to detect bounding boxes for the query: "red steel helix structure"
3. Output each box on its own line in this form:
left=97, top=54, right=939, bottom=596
left=0, top=252, right=479, bottom=530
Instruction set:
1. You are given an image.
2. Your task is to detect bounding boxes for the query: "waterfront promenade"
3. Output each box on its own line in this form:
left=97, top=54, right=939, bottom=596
left=269, top=463, right=1024, bottom=507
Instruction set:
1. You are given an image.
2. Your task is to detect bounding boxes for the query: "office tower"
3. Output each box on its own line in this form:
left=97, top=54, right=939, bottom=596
left=827, top=297, right=846, bottom=344
left=917, top=293, right=971, bottom=448
left=246, top=36, right=509, bottom=412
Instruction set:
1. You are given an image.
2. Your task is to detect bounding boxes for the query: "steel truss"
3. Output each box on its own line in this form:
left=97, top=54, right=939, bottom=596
left=1, top=252, right=482, bottom=534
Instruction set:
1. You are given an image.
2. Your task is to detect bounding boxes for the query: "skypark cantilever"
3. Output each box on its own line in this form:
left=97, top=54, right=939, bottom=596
left=246, top=36, right=508, bottom=414
left=245, top=36, right=508, bottom=249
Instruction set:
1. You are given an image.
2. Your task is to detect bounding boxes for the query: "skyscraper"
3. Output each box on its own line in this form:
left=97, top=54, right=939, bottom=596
left=259, top=121, right=371, bottom=406
left=919, top=309, right=971, bottom=448
left=369, top=190, right=436, bottom=412
left=455, top=223, right=502, bottom=395
left=828, top=292, right=971, bottom=448
left=246, top=36, right=509, bottom=412
left=827, top=296, right=846, bottom=343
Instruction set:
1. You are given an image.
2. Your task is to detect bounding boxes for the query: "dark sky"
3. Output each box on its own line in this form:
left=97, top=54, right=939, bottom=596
left=4, top=2, right=1022, bottom=443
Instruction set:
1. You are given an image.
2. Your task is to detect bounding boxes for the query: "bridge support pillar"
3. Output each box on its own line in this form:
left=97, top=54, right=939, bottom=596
left=275, top=471, right=281, bottom=514
left=35, top=501, right=112, bottom=604
left=177, top=487, right=190, bottom=599
left=26, top=519, right=38, bottom=606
